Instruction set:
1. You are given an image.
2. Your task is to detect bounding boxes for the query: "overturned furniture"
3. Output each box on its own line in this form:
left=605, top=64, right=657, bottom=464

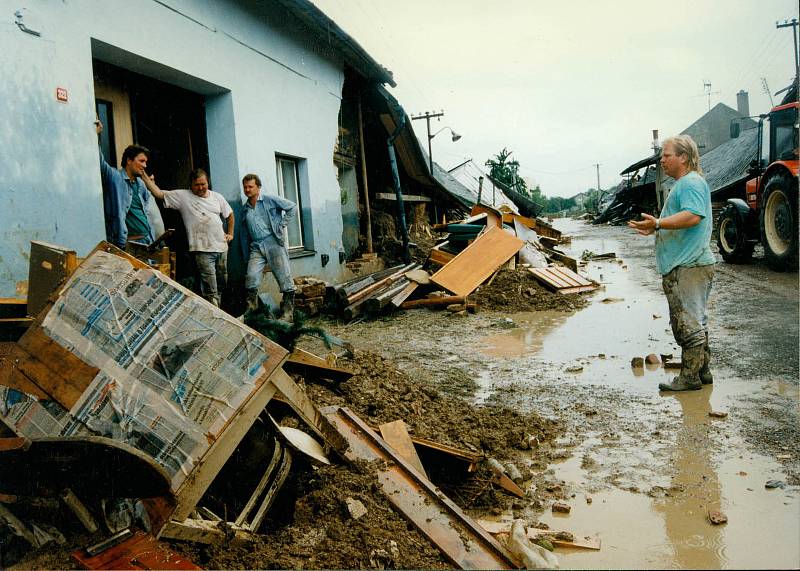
left=0, top=241, right=315, bottom=545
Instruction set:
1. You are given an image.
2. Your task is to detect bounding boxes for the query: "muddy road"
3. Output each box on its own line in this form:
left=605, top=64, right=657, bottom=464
left=309, top=218, right=799, bottom=569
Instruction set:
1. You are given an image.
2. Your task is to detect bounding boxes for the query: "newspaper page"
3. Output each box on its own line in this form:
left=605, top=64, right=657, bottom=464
left=0, top=386, right=88, bottom=438
left=37, top=250, right=282, bottom=489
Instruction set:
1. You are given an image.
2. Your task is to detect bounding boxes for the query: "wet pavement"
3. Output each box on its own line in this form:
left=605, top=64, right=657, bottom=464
left=311, top=217, right=799, bottom=569
left=481, top=219, right=799, bottom=569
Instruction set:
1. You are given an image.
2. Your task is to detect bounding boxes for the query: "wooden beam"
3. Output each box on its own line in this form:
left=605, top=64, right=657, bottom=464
left=379, top=420, right=428, bottom=478
left=400, top=296, right=466, bottom=309
left=376, top=193, right=431, bottom=203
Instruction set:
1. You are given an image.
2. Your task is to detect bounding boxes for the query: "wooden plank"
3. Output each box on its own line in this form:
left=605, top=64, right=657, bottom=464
left=431, top=227, right=523, bottom=297
left=559, top=285, right=598, bottom=294
left=547, top=267, right=583, bottom=288
left=470, top=204, right=503, bottom=228
left=543, top=247, right=578, bottom=272
left=270, top=368, right=329, bottom=442
left=530, top=268, right=571, bottom=290
left=322, top=406, right=517, bottom=570
left=73, top=530, right=203, bottom=569
left=429, top=246, right=455, bottom=267
left=284, top=348, right=353, bottom=383
left=550, top=266, right=592, bottom=287
left=15, top=323, right=100, bottom=410
left=401, top=296, right=466, bottom=309
left=379, top=420, right=428, bottom=478
left=376, top=192, right=431, bottom=202
left=160, top=518, right=254, bottom=546
left=391, top=281, right=419, bottom=307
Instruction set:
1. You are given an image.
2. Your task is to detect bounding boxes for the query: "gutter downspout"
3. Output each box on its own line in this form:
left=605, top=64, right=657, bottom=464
left=387, top=108, right=411, bottom=264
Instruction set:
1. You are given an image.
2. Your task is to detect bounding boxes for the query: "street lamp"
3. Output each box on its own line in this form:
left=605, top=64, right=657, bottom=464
left=411, top=110, right=461, bottom=174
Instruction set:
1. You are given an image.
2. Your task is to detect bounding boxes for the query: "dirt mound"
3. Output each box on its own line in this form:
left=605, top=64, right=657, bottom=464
left=307, top=350, right=560, bottom=460
left=474, top=268, right=588, bottom=312
left=179, top=461, right=449, bottom=570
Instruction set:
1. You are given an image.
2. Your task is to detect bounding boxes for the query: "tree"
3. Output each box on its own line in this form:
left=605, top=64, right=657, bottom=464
left=485, top=148, right=528, bottom=197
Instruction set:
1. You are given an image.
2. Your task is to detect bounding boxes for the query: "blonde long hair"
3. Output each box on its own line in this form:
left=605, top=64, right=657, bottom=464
left=663, top=135, right=703, bottom=176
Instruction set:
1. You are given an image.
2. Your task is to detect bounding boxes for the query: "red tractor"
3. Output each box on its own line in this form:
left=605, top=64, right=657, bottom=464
left=717, top=100, right=799, bottom=271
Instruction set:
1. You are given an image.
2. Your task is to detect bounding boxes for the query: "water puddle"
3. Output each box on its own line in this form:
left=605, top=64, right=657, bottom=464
left=476, top=219, right=799, bottom=568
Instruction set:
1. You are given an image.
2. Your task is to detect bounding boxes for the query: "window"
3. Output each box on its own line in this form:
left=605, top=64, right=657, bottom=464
left=276, top=157, right=304, bottom=249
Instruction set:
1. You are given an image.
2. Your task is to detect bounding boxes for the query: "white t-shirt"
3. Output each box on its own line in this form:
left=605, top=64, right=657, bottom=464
left=163, top=188, right=233, bottom=252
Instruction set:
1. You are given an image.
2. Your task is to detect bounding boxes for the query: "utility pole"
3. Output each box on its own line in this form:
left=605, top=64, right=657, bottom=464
left=594, top=163, right=601, bottom=213
left=410, top=110, right=444, bottom=174
left=776, top=18, right=799, bottom=79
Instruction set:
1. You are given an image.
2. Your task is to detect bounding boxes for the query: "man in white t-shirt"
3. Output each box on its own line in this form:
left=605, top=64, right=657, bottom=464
left=143, top=168, right=234, bottom=307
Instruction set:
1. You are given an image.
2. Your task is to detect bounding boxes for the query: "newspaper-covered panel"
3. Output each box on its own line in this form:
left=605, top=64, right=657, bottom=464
left=69, top=372, right=205, bottom=488
left=39, top=250, right=283, bottom=487
left=0, top=385, right=88, bottom=438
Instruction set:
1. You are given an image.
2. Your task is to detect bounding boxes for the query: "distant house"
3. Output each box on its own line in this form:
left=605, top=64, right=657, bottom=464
left=681, top=91, right=757, bottom=155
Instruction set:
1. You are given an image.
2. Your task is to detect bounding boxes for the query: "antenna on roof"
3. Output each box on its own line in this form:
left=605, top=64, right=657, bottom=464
left=701, top=80, right=720, bottom=111
left=761, top=77, right=775, bottom=107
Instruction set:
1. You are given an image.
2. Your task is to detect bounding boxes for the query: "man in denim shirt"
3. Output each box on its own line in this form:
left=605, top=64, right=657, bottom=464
left=96, top=119, right=155, bottom=249
left=629, top=135, right=715, bottom=392
left=239, top=173, right=297, bottom=319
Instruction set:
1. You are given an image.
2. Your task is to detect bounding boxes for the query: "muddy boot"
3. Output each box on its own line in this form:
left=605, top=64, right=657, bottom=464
left=279, top=290, right=295, bottom=322
left=245, top=288, right=259, bottom=313
left=659, top=345, right=704, bottom=392
left=699, top=333, right=713, bottom=385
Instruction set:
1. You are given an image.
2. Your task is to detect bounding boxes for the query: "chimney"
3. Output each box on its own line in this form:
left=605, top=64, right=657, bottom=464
left=651, top=129, right=660, bottom=151
left=737, top=90, right=750, bottom=117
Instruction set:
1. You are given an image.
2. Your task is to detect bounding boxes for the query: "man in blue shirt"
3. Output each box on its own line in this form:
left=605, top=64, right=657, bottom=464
left=96, top=119, right=155, bottom=249
left=239, top=173, right=297, bottom=319
left=629, top=135, right=716, bottom=392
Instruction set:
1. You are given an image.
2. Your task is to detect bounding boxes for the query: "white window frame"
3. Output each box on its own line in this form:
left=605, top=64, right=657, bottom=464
left=275, top=156, right=304, bottom=250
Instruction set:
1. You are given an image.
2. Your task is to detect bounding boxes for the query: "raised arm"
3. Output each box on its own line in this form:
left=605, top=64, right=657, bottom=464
left=141, top=172, right=166, bottom=200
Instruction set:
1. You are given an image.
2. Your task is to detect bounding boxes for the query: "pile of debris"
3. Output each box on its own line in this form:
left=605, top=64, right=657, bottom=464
left=0, top=239, right=588, bottom=570
left=323, top=204, right=598, bottom=321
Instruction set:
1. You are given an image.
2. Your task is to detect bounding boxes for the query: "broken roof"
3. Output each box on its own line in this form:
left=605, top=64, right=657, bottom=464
left=447, top=160, right=518, bottom=213
left=276, top=0, right=395, bottom=86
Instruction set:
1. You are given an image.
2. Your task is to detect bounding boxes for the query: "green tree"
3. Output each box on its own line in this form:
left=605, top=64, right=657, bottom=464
left=485, top=148, right=528, bottom=197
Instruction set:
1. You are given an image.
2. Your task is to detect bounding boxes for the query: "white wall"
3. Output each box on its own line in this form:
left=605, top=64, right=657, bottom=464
left=0, top=0, right=350, bottom=297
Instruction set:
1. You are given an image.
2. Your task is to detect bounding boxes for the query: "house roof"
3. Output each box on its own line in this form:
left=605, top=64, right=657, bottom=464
left=700, top=126, right=758, bottom=195
left=276, top=0, right=395, bottom=86
left=620, top=152, right=659, bottom=175
left=681, top=102, right=757, bottom=135
left=447, top=160, right=518, bottom=212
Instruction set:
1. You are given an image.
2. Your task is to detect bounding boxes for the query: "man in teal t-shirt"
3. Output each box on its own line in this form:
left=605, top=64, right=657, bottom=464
left=629, top=135, right=716, bottom=392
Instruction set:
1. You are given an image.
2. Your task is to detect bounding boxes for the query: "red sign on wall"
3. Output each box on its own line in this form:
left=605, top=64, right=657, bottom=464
left=56, top=87, right=68, bottom=102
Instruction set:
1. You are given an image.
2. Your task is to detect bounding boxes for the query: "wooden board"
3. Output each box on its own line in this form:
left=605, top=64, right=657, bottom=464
left=470, top=204, right=503, bottom=228
left=379, top=420, right=428, bottom=478
left=431, top=227, right=523, bottom=297
left=73, top=530, right=202, bottom=570
left=529, top=266, right=597, bottom=294
left=429, top=244, right=455, bottom=266
left=26, top=241, right=78, bottom=318
left=284, top=348, right=353, bottom=383
left=376, top=192, right=431, bottom=202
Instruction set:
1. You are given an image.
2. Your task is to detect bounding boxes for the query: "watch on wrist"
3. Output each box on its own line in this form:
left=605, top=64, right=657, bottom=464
left=655, top=219, right=661, bottom=231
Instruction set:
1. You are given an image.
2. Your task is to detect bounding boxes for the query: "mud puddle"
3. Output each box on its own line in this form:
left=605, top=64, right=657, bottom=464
left=477, top=218, right=799, bottom=569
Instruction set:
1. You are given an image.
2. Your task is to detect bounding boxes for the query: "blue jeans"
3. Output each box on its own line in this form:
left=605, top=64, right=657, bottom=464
left=194, top=251, right=228, bottom=306
left=662, top=264, right=714, bottom=349
left=245, top=234, right=295, bottom=293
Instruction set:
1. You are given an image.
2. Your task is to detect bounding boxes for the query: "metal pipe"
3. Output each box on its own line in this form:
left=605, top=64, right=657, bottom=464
left=387, top=108, right=411, bottom=264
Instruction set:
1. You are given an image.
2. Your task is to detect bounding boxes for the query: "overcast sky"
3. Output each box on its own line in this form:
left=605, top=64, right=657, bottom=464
left=312, top=0, right=798, bottom=197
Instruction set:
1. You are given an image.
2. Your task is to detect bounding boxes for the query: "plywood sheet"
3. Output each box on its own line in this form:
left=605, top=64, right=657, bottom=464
left=431, top=227, right=523, bottom=297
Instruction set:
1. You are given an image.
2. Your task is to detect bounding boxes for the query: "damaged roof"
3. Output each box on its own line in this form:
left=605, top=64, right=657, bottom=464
left=700, top=126, right=758, bottom=195
left=276, top=0, right=395, bottom=86
left=447, top=160, right=519, bottom=213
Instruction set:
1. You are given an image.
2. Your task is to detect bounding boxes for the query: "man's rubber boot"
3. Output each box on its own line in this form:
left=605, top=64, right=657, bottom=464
left=245, top=288, right=259, bottom=313
left=280, top=291, right=295, bottom=322
left=659, top=345, right=704, bottom=392
left=699, top=333, right=713, bottom=385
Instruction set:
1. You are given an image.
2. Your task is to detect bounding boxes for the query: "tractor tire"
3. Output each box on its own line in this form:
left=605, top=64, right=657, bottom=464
left=760, top=171, right=798, bottom=271
left=717, top=204, right=754, bottom=264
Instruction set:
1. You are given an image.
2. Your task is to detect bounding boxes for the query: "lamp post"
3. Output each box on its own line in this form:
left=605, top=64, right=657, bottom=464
left=411, top=111, right=461, bottom=174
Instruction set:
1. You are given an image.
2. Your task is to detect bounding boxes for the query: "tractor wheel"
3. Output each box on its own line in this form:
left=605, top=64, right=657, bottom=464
left=760, top=172, right=798, bottom=271
left=717, top=204, right=754, bottom=263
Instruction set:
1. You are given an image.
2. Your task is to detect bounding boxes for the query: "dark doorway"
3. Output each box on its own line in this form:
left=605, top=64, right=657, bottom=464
left=93, top=60, right=209, bottom=286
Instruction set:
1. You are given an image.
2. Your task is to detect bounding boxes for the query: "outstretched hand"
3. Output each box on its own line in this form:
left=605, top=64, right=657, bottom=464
left=628, top=213, right=658, bottom=236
